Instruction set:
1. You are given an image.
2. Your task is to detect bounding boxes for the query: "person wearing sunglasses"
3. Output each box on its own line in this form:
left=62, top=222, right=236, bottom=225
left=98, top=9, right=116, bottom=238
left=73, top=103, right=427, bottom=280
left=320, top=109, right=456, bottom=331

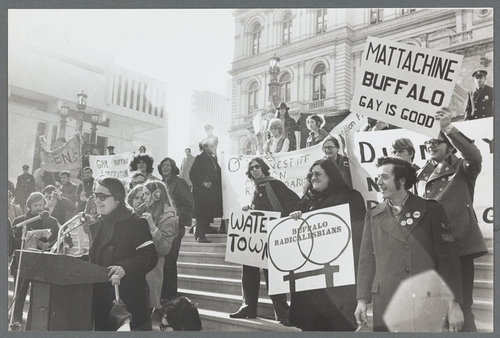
left=89, top=176, right=158, bottom=331
left=263, top=118, right=289, bottom=155
left=229, top=157, right=300, bottom=326
left=288, top=158, right=366, bottom=331
left=415, top=108, right=487, bottom=332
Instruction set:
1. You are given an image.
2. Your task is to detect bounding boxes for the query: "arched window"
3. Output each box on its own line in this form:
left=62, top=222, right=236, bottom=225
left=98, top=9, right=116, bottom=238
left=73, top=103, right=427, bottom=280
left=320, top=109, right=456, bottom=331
left=248, top=81, right=259, bottom=114
left=279, top=72, right=291, bottom=103
left=282, top=13, right=292, bottom=45
left=312, top=64, right=326, bottom=101
left=316, top=9, right=327, bottom=34
left=252, top=24, right=261, bottom=55
left=244, top=139, right=254, bottom=155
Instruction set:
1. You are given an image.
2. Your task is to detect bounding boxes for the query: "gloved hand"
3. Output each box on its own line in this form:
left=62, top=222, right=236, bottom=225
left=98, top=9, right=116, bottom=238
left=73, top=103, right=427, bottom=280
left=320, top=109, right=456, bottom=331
left=109, top=299, right=132, bottom=329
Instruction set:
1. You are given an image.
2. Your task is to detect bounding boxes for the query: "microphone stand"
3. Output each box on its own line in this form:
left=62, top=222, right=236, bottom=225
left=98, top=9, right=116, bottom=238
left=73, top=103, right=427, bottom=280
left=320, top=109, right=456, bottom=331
left=9, top=225, right=27, bottom=329
left=53, top=214, right=82, bottom=255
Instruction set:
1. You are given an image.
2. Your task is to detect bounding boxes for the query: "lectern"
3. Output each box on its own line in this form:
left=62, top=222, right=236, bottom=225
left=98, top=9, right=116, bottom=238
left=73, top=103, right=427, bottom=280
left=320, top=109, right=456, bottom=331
left=17, top=250, right=109, bottom=331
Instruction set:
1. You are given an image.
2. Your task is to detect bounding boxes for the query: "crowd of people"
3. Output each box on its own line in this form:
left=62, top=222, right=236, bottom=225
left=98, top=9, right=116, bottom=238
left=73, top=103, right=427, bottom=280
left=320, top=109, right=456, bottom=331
left=7, top=88, right=489, bottom=331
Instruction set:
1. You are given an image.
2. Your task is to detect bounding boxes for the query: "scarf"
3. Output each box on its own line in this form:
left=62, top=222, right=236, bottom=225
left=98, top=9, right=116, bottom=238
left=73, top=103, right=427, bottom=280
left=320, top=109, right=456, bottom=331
left=253, top=176, right=284, bottom=213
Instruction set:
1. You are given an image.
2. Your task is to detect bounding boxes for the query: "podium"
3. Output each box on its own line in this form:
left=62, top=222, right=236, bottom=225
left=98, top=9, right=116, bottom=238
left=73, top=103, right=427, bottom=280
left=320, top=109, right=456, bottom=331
left=16, top=250, right=109, bottom=331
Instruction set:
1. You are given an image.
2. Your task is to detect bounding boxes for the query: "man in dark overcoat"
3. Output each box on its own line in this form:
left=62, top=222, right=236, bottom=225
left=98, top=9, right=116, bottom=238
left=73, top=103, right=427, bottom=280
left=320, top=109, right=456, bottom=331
left=464, top=70, right=493, bottom=120
left=14, top=165, right=36, bottom=212
left=189, top=139, right=222, bottom=243
left=355, top=157, right=463, bottom=332
left=416, top=108, right=487, bottom=331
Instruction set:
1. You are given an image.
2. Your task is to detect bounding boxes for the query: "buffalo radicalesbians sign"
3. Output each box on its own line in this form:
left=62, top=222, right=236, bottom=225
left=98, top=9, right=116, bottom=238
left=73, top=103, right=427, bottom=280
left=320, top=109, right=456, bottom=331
left=267, top=204, right=355, bottom=295
left=224, top=209, right=281, bottom=269
left=351, top=36, right=463, bottom=138
left=89, top=152, right=133, bottom=179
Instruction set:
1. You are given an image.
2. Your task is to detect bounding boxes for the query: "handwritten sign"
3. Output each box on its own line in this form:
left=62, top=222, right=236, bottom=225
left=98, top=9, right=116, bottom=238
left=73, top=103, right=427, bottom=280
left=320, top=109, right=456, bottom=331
left=351, top=36, right=463, bottom=137
left=89, top=152, right=133, bottom=179
left=225, top=209, right=281, bottom=269
left=41, top=133, right=82, bottom=171
left=267, top=204, right=355, bottom=295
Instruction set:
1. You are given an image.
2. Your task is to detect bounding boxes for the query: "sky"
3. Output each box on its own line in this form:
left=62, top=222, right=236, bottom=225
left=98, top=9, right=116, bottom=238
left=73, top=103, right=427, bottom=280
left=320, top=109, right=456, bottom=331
left=8, top=9, right=235, bottom=159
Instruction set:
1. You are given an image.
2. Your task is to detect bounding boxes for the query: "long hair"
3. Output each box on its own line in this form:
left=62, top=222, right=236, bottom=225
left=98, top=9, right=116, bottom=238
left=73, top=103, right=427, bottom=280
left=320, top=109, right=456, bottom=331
left=144, top=181, right=174, bottom=223
left=162, top=297, right=202, bottom=331
left=126, top=184, right=145, bottom=212
left=157, top=157, right=180, bottom=178
left=245, top=157, right=270, bottom=180
left=307, top=158, right=350, bottom=193
left=129, top=153, right=155, bottom=175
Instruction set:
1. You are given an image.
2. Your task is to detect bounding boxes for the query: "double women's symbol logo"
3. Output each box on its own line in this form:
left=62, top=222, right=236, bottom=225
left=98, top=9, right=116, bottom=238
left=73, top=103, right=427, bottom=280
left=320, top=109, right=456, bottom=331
left=268, top=212, right=351, bottom=293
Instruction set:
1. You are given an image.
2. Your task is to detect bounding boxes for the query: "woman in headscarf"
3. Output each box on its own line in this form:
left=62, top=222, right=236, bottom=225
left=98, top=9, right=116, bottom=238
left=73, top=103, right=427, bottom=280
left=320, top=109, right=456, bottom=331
left=288, top=159, right=366, bottom=331
left=229, top=157, right=300, bottom=326
left=89, top=176, right=158, bottom=331
left=141, top=181, right=178, bottom=312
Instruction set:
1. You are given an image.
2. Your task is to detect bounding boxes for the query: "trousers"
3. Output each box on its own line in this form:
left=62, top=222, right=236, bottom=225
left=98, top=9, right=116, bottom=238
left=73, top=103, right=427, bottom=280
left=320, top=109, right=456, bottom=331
left=161, top=225, right=185, bottom=301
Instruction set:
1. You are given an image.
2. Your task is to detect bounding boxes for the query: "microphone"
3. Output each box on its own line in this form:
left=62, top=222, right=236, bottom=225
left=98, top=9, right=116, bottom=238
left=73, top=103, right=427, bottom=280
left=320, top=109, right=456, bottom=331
left=12, top=211, right=50, bottom=228
left=111, top=275, right=120, bottom=301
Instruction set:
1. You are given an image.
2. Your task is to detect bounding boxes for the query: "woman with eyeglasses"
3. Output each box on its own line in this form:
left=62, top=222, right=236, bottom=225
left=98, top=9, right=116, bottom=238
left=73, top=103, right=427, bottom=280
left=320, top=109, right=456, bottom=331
left=229, top=157, right=300, bottom=326
left=288, top=158, right=366, bottom=331
left=263, top=118, right=289, bottom=155
left=322, top=135, right=352, bottom=187
left=140, top=181, right=178, bottom=313
left=89, top=176, right=158, bottom=331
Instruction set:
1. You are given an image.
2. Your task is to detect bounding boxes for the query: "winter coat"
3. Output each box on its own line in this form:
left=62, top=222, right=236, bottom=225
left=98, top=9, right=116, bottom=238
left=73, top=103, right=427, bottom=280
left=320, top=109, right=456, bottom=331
left=416, top=126, right=487, bottom=258
left=356, top=193, right=463, bottom=331
left=89, top=204, right=158, bottom=331
left=190, top=151, right=222, bottom=221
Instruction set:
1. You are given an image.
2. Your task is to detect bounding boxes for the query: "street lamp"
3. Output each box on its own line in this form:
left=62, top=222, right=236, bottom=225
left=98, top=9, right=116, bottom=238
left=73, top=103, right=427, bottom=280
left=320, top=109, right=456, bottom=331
left=268, top=53, right=282, bottom=110
left=58, top=103, right=69, bottom=140
left=75, top=90, right=88, bottom=134
left=90, top=112, right=99, bottom=147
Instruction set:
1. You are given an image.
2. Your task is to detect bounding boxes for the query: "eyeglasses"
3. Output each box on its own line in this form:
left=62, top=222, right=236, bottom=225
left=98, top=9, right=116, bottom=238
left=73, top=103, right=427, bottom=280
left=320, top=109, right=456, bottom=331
left=92, top=192, right=114, bottom=201
left=322, top=146, right=336, bottom=151
left=249, top=164, right=261, bottom=171
left=310, top=171, right=323, bottom=178
left=424, top=140, right=446, bottom=148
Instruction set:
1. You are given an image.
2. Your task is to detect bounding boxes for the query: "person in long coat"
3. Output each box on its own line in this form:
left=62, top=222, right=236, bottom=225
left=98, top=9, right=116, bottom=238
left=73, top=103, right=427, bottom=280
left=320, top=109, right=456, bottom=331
left=355, top=156, right=464, bottom=332
left=158, top=157, right=195, bottom=302
left=288, top=158, right=366, bottom=331
left=464, top=70, right=493, bottom=120
left=416, top=108, right=487, bottom=332
left=14, top=165, right=36, bottom=212
left=189, top=139, right=222, bottom=243
left=229, top=157, right=300, bottom=325
left=89, top=176, right=158, bottom=331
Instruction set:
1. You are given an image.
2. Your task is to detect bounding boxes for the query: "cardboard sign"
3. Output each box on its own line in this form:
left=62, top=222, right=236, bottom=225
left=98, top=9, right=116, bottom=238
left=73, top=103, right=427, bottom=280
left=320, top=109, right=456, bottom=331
left=41, top=133, right=82, bottom=171
left=346, top=118, right=493, bottom=237
left=267, top=204, right=355, bottom=295
left=89, top=152, right=133, bottom=179
left=225, top=209, right=281, bottom=269
left=351, top=36, right=463, bottom=137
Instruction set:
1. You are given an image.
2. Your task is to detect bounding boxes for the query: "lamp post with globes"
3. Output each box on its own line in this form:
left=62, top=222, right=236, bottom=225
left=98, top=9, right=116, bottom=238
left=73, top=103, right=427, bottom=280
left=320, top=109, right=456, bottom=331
left=90, top=113, right=99, bottom=151
left=268, top=54, right=281, bottom=109
left=75, top=90, right=88, bottom=134
left=58, top=103, right=69, bottom=141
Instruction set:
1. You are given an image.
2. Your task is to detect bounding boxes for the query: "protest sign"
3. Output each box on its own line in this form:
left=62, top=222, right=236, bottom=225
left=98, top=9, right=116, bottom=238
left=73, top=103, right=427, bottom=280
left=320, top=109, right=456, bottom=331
left=225, top=209, right=281, bottom=269
left=89, top=152, right=133, bottom=180
left=221, top=146, right=323, bottom=219
left=345, top=118, right=493, bottom=237
left=351, top=36, right=463, bottom=137
left=267, top=204, right=355, bottom=295
left=40, top=133, right=82, bottom=172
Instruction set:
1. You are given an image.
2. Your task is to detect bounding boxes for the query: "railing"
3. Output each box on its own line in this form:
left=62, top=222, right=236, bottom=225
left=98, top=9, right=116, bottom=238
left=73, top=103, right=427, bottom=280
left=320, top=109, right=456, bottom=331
left=449, top=30, right=473, bottom=44
left=309, top=99, right=325, bottom=110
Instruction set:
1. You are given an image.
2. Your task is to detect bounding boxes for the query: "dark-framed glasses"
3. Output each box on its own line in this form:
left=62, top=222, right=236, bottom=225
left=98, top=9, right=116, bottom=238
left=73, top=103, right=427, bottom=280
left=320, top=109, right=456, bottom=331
left=322, top=146, right=336, bottom=151
left=92, top=192, right=114, bottom=201
left=249, top=164, right=261, bottom=171
left=424, top=139, right=446, bottom=148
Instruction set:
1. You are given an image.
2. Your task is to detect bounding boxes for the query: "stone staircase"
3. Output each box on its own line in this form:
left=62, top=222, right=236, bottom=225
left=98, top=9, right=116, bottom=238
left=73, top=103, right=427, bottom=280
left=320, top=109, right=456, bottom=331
left=8, top=227, right=493, bottom=332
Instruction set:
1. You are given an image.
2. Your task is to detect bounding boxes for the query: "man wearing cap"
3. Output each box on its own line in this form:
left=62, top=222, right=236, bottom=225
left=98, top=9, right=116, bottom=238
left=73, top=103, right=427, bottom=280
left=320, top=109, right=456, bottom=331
left=107, top=146, right=116, bottom=155
left=14, top=165, right=36, bottom=213
left=416, top=108, right=487, bottom=332
left=464, top=70, right=493, bottom=120
left=203, top=124, right=219, bottom=156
